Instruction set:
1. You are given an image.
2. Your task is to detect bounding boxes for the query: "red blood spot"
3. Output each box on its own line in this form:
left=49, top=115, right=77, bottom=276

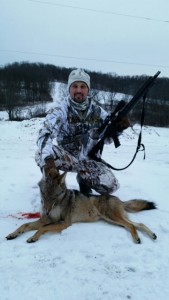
left=21, top=212, right=40, bottom=219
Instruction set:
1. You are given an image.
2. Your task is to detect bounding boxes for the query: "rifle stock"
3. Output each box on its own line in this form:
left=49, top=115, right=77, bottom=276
left=88, top=71, right=161, bottom=160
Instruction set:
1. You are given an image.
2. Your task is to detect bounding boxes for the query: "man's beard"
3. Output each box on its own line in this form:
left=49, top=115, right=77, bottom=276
left=69, top=96, right=89, bottom=111
left=73, top=93, right=86, bottom=102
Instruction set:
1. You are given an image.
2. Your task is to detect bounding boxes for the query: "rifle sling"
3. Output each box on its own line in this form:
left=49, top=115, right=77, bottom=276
left=99, top=93, right=147, bottom=171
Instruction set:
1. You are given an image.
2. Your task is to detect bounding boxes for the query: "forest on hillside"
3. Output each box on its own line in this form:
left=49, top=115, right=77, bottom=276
left=0, top=62, right=169, bottom=126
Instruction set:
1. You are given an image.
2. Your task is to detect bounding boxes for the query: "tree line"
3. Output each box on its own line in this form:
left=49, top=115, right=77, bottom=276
left=0, top=62, right=169, bottom=126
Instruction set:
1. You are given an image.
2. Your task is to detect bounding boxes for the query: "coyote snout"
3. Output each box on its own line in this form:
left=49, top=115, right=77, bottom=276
left=6, top=168, right=157, bottom=243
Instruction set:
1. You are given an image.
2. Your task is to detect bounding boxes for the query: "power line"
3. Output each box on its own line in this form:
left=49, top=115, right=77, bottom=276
left=28, top=0, right=169, bottom=24
left=0, top=49, right=168, bottom=69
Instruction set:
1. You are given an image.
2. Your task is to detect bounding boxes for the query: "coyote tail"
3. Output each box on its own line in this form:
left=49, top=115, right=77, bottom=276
left=123, top=200, right=156, bottom=213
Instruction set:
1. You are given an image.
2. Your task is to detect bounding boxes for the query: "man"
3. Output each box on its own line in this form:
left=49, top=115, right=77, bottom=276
left=35, top=68, right=129, bottom=195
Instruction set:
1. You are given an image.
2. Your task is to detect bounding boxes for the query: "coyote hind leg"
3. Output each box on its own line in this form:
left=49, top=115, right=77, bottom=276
left=103, top=213, right=141, bottom=243
left=112, top=218, right=157, bottom=243
left=134, top=222, right=157, bottom=240
left=6, top=219, right=42, bottom=240
left=103, top=211, right=157, bottom=243
left=114, top=218, right=141, bottom=244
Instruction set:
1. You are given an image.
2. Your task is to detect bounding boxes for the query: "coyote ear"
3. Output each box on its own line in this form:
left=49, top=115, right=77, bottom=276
left=59, top=172, right=67, bottom=184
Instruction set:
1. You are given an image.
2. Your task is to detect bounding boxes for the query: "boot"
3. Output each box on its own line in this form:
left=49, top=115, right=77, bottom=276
left=76, top=174, right=92, bottom=196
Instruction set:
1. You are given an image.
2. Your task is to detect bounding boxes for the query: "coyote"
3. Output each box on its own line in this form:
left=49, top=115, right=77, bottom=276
left=6, top=169, right=157, bottom=243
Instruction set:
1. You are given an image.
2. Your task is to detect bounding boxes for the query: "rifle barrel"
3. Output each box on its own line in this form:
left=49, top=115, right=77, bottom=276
left=117, top=71, right=161, bottom=119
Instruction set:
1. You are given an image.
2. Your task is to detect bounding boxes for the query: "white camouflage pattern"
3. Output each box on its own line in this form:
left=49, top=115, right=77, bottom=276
left=35, top=96, right=120, bottom=194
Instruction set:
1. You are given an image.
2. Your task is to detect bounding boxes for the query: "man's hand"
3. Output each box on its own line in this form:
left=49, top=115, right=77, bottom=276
left=44, top=157, right=56, bottom=175
left=116, top=116, right=130, bottom=132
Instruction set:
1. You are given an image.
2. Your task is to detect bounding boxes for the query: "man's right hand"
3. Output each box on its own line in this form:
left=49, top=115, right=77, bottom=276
left=44, top=157, right=56, bottom=175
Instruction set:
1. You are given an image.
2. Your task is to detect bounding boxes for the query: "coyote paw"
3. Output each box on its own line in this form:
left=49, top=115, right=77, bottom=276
left=27, top=237, right=38, bottom=243
left=152, top=233, right=157, bottom=240
left=6, top=234, right=17, bottom=240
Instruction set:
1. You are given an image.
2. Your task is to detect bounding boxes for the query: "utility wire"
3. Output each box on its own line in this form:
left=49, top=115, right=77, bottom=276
left=28, top=0, right=169, bottom=24
left=0, top=49, right=168, bottom=69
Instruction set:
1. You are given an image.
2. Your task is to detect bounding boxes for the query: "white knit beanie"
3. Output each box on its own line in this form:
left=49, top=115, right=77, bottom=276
left=67, top=68, right=90, bottom=91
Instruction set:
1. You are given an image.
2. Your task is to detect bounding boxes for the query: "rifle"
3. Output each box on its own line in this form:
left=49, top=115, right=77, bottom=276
left=88, top=71, right=161, bottom=167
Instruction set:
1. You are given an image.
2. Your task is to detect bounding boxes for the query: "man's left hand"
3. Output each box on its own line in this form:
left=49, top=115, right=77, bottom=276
left=116, top=116, right=130, bottom=132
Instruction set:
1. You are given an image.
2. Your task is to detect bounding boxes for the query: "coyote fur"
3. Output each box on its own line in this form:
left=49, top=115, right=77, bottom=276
left=6, top=168, right=157, bottom=243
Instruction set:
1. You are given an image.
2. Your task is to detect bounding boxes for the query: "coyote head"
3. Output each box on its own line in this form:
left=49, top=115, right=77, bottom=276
left=39, top=168, right=67, bottom=216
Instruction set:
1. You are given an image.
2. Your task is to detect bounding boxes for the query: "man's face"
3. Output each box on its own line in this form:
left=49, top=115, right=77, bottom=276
left=69, top=81, right=89, bottom=103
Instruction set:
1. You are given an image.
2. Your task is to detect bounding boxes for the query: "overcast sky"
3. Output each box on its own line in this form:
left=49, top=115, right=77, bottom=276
left=1, top=0, right=169, bottom=78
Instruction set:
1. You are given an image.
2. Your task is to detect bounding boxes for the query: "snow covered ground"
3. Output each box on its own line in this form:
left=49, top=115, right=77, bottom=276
left=0, top=112, right=169, bottom=300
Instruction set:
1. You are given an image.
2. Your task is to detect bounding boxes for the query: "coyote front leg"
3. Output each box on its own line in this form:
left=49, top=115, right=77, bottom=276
left=27, top=221, right=71, bottom=243
left=6, top=219, right=42, bottom=240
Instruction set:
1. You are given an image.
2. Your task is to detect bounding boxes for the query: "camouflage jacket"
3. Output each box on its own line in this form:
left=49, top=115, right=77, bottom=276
left=37, top=96, right=109, bottom=164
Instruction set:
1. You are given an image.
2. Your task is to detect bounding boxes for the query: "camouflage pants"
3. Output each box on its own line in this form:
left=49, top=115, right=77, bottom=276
left=35, top=145, right=120, bottom=195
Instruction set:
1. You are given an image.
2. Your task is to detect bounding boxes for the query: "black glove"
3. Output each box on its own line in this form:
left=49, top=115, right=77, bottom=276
left=116, top=116, right=130, bottom=132
left=44, top=157, right=56, bottom=175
